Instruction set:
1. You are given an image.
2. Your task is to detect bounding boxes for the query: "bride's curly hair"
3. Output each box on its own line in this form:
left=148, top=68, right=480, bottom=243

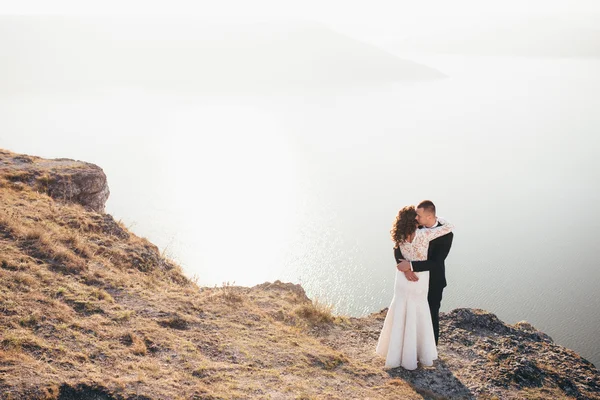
left=391, top=205, right=418, bottom=248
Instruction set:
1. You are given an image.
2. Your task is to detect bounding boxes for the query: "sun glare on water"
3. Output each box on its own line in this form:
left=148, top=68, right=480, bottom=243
left=163, top=103, right=301, bottom=286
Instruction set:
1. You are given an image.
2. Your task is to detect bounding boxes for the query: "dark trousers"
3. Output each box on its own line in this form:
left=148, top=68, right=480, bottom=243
left=428, top=285, right=444, bottom=345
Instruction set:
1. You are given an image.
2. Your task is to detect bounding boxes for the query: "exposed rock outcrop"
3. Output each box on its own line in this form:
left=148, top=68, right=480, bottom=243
left=317, top=307, right=600, bottom=399
left=436, top=308, right=599, bottom=398
left=0, top=149, right=109, bottom=212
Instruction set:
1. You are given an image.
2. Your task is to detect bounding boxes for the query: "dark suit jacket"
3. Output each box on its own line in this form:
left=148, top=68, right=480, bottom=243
left=394, top=225, right=454, bottom=290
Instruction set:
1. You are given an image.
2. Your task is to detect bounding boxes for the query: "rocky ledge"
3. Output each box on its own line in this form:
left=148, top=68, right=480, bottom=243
left=0, top=149, right=109, bottom=212
left=317, top=305, right=600, bottom=399
left=439, top=308, right=596, bottom=397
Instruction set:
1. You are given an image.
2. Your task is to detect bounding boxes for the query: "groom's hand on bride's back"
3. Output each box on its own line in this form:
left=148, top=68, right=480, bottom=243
left=397, top=260, right=418, bottom=281
left=397, top=260, right=411, bottom=272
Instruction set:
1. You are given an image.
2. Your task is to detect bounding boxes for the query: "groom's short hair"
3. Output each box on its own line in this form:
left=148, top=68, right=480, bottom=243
left=417, top=200, right=436, bottom=215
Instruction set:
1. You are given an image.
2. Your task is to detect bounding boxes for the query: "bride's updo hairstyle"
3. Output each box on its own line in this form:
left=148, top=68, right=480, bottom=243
left=391, top=205, right=418, bottom=248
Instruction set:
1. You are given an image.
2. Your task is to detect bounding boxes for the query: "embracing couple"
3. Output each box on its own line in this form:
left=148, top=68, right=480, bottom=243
left=376, top=200, right=454, bottom=370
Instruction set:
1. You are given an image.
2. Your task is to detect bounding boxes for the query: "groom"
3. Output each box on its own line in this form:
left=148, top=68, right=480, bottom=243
left=395, top=200, right=454, bottom=345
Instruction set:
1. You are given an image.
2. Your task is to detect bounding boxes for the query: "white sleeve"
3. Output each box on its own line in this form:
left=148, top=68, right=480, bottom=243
left=420, top=217, right=454, bottom=242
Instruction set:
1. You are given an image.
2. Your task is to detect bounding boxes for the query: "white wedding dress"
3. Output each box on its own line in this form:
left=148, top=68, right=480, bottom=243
left=376, top=218, right=454, bottom=370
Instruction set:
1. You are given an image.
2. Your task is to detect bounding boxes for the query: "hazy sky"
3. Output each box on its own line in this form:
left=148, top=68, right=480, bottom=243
left=1, top=0, right=598, bottom=54
left=1, top=0, right=599, bottom=30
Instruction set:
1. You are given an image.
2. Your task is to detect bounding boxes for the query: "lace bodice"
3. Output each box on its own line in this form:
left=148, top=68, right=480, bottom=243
left=398, top=218, right=454, bottom=261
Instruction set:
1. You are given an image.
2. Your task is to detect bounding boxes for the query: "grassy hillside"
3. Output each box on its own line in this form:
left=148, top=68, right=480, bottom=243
left=0, top=150, right=418, bottom=399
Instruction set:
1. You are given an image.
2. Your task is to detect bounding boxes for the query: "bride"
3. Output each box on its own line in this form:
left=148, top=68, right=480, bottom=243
left=376, top=205, right=454, bottom=370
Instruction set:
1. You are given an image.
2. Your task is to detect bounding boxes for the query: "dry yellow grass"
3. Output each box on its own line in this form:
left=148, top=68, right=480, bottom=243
left=0, top=154, right=420, bottom=400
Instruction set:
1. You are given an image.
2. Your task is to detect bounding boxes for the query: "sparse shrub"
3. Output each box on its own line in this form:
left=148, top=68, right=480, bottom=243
left=123, top=332, right=147, bottom=355
left=35, top=173, right=53, bottom=194
left=294, top=300, right=335, bottom=326
left=65, top=298, right=104, bottom=315
left=306, top=352, right=348, bottom=370
left=211, top=282, right=243, bottom=304
left=158, top=314, right=189, bottom=330
left=13, top=272, right=36, bottom=288
left=113, top=310, right=135, bottom=322
left=4, top=170, right=33, bottom=184
left=63, top=232, right=94, bottom=259
left=163, top=263, right=190, bottom=286
left=19, top=313, right=40, bottom=328
left=90, top=288, right=114, bottom=302
left=192, top=366, right=209, bottom=378
left=51, top=246, right=85, bottom=270
left=1, top=332, right=44, bottom=352
left=24, top=227, right=46, bottom=241
left=42, top=384, right=60, bottom=399
left=19, top=224, right=87, bottom=274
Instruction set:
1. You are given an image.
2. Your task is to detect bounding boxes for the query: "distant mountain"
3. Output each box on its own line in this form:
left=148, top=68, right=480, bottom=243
left=0, top=17, right=444, bottom=93
left=397, top=18, right=600, bottom=58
